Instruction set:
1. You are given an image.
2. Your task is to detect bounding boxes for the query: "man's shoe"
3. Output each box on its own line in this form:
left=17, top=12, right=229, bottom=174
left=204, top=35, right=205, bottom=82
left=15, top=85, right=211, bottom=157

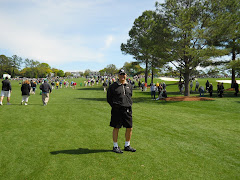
left=7, top=103, right=11, bottom=105
left=112, top=146, right=123, bottom=154
left=124, top=146, right=136, bottom=152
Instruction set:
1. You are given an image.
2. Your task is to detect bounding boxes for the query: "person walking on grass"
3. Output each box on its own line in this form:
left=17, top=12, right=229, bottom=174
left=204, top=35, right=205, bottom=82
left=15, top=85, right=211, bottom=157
left=0, top=77, right=12, bottom=105
left=40, top=80, right=52, bottom=106
left=103, top=81, right=107, bottom=92
left=107, top=69, right=136, bottom=154
left=31, top=81, right=37, bottom=94
left=21, top=80, right=31, bottom=105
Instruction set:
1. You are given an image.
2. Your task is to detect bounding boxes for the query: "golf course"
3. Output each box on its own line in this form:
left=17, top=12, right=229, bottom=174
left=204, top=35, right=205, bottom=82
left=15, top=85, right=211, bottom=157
left=0, top=77, right=239, bottom=180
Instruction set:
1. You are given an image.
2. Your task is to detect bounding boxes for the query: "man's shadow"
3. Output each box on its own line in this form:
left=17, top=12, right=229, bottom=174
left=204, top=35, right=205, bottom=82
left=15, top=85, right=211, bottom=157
left=50, top=148, right=112, bottom=155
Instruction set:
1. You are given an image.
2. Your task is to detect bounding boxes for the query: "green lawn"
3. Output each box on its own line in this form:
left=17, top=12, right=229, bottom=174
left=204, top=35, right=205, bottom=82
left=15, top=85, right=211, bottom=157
left=0, top=78, right=239, bottom=180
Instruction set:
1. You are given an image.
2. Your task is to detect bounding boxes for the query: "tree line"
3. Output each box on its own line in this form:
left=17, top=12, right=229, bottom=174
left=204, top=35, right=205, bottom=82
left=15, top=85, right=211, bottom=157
left=0, top=54, right=70, bottom=78
left=121, top=0, right=240, bottom=96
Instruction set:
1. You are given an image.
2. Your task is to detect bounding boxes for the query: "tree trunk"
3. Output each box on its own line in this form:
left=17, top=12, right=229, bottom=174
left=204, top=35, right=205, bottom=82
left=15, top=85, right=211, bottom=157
left=231, top=49, right=236, bottom=88
left=184, top=72, right=190, bottom=96
left=151, top=65, right=154, bottom=84
left=145, top=59, right=148, bottom=84
left=12, top=68, right=15, bottom=78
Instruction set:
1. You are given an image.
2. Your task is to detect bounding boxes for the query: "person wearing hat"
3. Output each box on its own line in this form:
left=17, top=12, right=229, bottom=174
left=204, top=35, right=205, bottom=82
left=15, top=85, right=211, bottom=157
left=107, top=69, right=136, bottom=153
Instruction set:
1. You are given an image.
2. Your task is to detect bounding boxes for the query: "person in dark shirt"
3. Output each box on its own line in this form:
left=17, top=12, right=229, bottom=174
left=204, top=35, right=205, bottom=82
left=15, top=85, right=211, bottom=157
left=217, top=82, right=224, bottom=98
left=0, top=77, right=12, bottom=105
left=234, top=80, right=239, bottom=96
left=103, top=81, right=107, bottom=92
left=209, top=83, right=213, bottom=97
left=107, top=69, right=136, bottom=153
left=40, top=80, right=52, bottom=106
left=31, top=81, right=37, bottom=94
left=21, top=80, right=31, bottom=105
left=206, top=80, right=210, bottom=92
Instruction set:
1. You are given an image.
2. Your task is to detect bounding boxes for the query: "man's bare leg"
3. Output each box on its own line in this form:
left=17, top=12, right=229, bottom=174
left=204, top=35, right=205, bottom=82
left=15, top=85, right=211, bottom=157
left=113, top=128, right=119, bottom=144
left=125, top=128, right=132, bottom=142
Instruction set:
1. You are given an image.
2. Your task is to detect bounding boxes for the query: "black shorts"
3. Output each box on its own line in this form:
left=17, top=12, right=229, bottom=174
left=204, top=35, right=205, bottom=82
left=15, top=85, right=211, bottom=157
left=110, top=106, right=132, bottom=128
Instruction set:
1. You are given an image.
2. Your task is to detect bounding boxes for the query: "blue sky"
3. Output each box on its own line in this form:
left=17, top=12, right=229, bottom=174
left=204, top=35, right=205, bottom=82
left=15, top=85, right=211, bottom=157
left=0, top=0, right=164, bottom=72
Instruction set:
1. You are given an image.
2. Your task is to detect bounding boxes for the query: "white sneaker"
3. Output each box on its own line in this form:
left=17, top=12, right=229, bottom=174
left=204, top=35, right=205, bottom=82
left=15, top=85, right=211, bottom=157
left=7, top=102, right=11, bottom=105
left=0, top=103, right=2, bottom=106
left=24, top=103, right=27, bottom=105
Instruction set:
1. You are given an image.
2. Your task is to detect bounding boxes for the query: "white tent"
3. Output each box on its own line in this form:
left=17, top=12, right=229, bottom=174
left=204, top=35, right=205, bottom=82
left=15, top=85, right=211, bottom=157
left=3, top=74, right=11, bottom=79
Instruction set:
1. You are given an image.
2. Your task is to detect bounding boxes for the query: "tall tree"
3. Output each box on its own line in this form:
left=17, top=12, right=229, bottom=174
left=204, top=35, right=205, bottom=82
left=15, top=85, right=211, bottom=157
left=84, top=69, right=91, bottom=77
left=121, top=10, right=172, bottom=84
left=104, top=64, right=118, bottom=76
left=0, top=55, right=10, bottom=77
left=10, top=55, right=22, bottom=77
left=37, top=63, right=52, bottom=78
left=156, top=0, right=227, bottom=96
left=57, top=70, right=65, bottom=77
left=122, top=62, right=144, bottom=76
left=207, top=0, right=240, bottom=87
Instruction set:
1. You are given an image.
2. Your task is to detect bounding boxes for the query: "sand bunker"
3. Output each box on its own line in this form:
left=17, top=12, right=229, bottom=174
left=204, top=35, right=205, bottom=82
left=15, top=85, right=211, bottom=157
left=160, top=96, right=214, bottom=101
left=157, top=77, right=179, bottom=81
left=216, top=80, right=240, bottom=84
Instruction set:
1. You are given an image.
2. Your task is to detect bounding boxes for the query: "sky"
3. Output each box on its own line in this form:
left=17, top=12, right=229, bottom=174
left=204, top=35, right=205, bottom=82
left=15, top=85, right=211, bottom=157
left=0, top=0, right=165, bottom=72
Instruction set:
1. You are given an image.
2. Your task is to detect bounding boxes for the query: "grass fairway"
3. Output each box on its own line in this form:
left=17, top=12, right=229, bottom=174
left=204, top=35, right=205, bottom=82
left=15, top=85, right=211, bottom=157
left=0, top=78, right=239, bottom=180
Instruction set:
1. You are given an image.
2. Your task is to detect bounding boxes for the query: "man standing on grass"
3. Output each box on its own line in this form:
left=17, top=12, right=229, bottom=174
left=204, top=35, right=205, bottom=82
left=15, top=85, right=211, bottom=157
left=107, top=69, right=136, bottom=154
left=40, top=80, right=52, bottom=106
left=0, top=77, right=12, bottom=105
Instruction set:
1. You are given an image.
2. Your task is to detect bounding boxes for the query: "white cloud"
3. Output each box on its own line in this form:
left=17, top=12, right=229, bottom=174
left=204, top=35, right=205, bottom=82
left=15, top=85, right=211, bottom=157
left=100, top=35, right=114, bottom=51
left=0, top=0, right=160, bottom=71
left=0, top=10, right=107, bottom=65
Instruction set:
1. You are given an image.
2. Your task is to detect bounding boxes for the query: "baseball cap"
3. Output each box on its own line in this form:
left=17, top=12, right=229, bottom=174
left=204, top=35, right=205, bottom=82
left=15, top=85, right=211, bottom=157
left=118, top=69, right=126, bottom=75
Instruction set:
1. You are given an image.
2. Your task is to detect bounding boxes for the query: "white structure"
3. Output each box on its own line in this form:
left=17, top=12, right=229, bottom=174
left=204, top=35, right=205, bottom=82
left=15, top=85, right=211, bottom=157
left=89, top=71, right=100, bottom=77
left=71, top=72, right=82, bottom=77
left=3, top=74, right=11, bottom=79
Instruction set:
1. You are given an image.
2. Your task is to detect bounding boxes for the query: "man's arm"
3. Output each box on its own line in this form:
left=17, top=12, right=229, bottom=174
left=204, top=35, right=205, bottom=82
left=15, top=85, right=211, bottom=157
left=9, top=81, right=12, bottom=91
left=107, top=85, right=113, bottom=107
left=49, top=84, right=52, bottom=93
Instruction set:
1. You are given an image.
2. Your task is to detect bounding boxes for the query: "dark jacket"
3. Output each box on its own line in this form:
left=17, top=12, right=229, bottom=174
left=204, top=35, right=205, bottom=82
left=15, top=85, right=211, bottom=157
left=234, top=83, right=239, bottom=92
left=103, top=82, right=107, bottom=87
left=2, top=79, right=12, bottom=91
left=21, top=84, right=31, bottom=96
left=31, top=83, right=36, bottom=88
left=40, top=82, right=52, bottom=93
left=208, top=84, right=213, bottom=92
left=107, top=81, right=132, bottom=108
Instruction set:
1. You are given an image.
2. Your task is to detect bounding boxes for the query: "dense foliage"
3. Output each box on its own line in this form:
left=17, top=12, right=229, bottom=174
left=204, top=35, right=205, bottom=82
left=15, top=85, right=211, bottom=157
left=0, top=54, right=67, bottom=78
left=121, top=0, right=240, bottom=96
